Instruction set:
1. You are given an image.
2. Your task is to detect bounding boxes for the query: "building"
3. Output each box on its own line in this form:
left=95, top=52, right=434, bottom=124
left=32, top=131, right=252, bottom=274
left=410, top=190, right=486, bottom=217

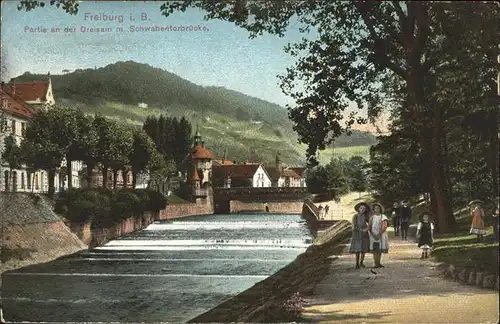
left=288, top=167, right=307, bottom=187
left=212, top=163, right=272, bottom=188
left=4, top=73, right=56, bottom=112
left=266, top=154, right=302, bottom=187
left=138, top=102, right=148, bottom=108
left=0, top=86, right=48, bottom=193
left=1, top=74, right=85, bottom=192
left=188, top=128, right=215, bottom=201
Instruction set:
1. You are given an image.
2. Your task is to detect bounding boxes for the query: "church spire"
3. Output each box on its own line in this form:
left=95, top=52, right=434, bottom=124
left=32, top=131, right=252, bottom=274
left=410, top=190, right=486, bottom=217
left=194, top=124, right=202, bottom=145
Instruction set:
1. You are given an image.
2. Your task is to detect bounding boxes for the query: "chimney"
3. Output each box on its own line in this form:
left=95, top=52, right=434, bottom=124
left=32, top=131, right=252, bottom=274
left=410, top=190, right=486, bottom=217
left=276, top=153, right=282, bottom=173
left=223, top=148, right=227, bottom=163
left=201, top=141, right=205, bottom=147
left=1, top=81, right=4, bottom=89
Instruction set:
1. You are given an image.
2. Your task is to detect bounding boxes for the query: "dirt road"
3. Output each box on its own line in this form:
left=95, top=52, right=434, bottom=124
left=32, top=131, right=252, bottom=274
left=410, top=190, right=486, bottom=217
left=301, top=236, right=499, bottom=323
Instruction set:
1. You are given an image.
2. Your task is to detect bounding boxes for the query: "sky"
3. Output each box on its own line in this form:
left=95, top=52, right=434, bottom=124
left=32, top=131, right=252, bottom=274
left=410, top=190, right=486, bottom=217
left=1, top=0, right=316, bottom=107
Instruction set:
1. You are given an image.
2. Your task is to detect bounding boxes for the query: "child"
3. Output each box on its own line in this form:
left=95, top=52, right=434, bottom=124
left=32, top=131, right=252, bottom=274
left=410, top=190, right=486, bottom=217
left=416, top=213, right=434, bottom=259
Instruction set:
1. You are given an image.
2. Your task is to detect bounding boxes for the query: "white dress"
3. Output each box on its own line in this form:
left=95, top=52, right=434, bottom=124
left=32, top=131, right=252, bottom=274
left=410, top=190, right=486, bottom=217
left=369, top=214, right=389, bottom=253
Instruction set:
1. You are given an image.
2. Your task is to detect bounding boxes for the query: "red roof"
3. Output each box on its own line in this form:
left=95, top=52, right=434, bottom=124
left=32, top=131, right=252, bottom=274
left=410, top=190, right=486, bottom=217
left=190, top=163, right=200, bottom=181
left=4, top=81, right=49, bottom=102
left=289, top=167, right=306, bottom=177
left=191, top=144, right=215, bottom=160
left=213, top=160, right=233, bottom=166
left=212, top=164, right=261, bottom=180
left=267, top=166, right=301, bottom=180
left=0, top=88, right=33, bottom=118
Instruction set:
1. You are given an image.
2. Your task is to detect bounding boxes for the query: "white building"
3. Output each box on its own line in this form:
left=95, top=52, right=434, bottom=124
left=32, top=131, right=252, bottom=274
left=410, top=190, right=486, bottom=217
left=138, top=102, right=148, bottom=109
left=212, top=163, right=272, bottom=188
left=1, top=75, right=84, bottom=192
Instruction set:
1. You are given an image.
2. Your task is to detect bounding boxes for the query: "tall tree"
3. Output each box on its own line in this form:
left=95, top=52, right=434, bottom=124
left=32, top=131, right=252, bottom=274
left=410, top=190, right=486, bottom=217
left=129, top=130, right=156, bottom=189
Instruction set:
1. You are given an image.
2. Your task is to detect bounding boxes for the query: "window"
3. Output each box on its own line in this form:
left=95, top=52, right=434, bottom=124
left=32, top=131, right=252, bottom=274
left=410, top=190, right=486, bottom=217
left=21, top=122, right=26, bottom=134
left=35, top=173, right=39, bottom=190
left=27, top=173, right=31, bottom=190
left=21, top=172, right=25, bottom=189
left=1, top=98, right=7, bottom=108
left=3, top=171, right=9, bottom=192
left=12, top=171, right=17, bottom=191
left=11, top=119, right=16, bottom=134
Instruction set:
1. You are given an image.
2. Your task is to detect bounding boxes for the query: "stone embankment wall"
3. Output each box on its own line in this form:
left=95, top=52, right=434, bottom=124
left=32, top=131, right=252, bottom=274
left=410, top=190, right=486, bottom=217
left=189, top=220, right=353, bottom=323
left=229, top=200, right=303, bottom=214
left=70, top=211, right=157, bottom=248
left=159, top=200, right=214, bottom=219
left=0, top=193, right=87, bottom=275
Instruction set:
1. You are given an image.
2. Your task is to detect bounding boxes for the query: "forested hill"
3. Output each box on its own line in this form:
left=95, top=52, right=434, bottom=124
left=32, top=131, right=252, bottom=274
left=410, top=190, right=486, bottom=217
left=11, top=61, right=376, bottom=164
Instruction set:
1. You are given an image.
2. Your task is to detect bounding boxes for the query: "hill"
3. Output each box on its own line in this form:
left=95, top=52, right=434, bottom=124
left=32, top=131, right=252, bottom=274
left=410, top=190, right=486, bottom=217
left=11, top=61, right=376, bottom=165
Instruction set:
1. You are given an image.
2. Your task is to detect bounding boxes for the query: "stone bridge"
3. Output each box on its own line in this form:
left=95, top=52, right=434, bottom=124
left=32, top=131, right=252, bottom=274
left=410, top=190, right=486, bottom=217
left=213, top=187, right=311, bottom=213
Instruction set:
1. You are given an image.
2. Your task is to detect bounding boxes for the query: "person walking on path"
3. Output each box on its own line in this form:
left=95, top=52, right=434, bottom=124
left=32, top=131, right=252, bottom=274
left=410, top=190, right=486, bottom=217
left=390, top=202, right=401, bottom=236
left=416, top=211, right=434, bottom=259
left=368, top=203, right=389, bottom=268
left=349, top=202, right=371, bottom=269
left=469, top=200, right=487, bottom=242
left=400, top=201, right=412, bottom=241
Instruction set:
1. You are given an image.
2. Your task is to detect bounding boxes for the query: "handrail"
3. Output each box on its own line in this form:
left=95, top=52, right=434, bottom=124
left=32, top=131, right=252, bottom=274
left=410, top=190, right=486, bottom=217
left=303, top=198, right=320, bottom=219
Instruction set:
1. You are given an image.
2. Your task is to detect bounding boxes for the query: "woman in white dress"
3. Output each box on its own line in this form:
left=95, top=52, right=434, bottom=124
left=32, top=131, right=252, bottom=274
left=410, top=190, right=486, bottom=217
left=368, top=203, right=390, bottom=268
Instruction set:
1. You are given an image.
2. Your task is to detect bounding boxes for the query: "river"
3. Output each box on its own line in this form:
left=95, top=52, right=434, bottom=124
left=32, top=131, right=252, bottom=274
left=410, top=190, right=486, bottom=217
left=1, top=213, right=313, bottom=322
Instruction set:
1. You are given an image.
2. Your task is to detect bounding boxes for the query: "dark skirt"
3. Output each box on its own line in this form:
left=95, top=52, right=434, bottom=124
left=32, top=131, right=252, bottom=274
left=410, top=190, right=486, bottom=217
left=349, top=230, right=370, bottom=253
left=418, top=234, right=433, bottom=247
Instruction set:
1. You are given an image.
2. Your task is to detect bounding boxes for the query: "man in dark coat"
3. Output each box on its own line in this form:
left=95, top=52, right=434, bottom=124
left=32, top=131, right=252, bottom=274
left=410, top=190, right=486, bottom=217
left=400, top=201, right=412, bottom=241
left=390, top=202, right=402, bottom=236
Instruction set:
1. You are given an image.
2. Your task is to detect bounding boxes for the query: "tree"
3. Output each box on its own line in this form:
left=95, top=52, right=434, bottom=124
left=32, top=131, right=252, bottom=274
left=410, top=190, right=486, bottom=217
left=94, top=114, right=124, bottom=189
left=129, top=130, right=156, bottom=189
left=21, top=111, right=65, bottom=197
left=344, top=156, right=368, bottom=194
left=1, top=135, right=22, bottom=191
left=109, top=124, right=133, bottom=189
left=306, top=158, right=349, bottom=197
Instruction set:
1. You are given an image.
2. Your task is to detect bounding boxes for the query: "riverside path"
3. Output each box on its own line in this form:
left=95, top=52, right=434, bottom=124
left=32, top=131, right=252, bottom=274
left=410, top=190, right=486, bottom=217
left=301, top=236, right=499, bottom=323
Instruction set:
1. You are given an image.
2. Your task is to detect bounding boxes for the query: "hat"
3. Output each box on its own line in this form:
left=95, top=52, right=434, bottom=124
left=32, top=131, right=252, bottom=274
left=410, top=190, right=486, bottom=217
left=354, top=202, right=371, bottom=212
left=371, top=203, right=384, bottom=213
left=468, top=200, right=483, bottom=207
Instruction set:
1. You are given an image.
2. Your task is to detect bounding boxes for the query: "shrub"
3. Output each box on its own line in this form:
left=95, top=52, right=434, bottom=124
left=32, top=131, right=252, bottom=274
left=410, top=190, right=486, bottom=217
left=110, top=190, right=140, bottom=221
left=145, top=189, right=167, bottom=211
left=63, top=189, right=111, bottom=223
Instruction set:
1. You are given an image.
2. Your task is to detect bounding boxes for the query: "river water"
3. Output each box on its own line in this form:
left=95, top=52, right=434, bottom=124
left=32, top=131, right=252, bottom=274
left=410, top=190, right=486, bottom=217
left=2, top=213, right=313, bottom=322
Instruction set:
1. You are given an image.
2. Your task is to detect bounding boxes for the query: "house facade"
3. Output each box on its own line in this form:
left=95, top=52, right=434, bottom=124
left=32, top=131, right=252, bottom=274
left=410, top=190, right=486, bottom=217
left=0, top=86, right=49, bottom=193
left=266, top=154, right=303, bottom=187
left=212, top=163, right=272, bottom=188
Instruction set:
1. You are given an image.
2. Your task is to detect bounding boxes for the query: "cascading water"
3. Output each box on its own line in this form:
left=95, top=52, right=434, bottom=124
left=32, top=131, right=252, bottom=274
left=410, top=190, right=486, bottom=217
left=1, top=213, right=313, bottom=323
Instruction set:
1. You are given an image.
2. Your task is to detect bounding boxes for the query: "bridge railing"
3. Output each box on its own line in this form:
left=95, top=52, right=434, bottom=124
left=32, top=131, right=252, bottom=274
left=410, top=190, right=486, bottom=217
left=303, top=198, right=320, bottom=219
left=213, top=187, right=309, bottom=195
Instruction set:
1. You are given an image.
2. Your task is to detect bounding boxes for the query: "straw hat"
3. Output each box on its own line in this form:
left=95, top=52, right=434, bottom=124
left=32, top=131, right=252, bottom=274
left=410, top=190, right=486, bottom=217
left=371, top=202, right=384, bottom=213
left=354, top=202, right=371, bottom=212
left=468, top=199, right=484, bottom=207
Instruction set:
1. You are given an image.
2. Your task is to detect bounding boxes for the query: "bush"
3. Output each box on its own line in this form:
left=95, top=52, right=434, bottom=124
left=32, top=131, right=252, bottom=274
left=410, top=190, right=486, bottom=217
left=111, top=190, right=140, bottom=221
left=146, top=189, right=167, bottom=211
left=59, top=189, right=111, bottom=223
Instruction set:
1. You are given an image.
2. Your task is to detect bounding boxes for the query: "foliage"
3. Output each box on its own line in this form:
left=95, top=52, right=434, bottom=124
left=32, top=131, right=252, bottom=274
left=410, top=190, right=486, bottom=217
left=142, top=114, right=192, bottom=171
left=129, top=129, right=157, bottom=186
left=344, top=156, right=368, bottom=193
left=17, top=0, right=79, bottom=14
left=55, top=188, right=167, bottom=224
left=306, top=158, right=349, bottom=196
left=2, top=135, right=23, bottom=170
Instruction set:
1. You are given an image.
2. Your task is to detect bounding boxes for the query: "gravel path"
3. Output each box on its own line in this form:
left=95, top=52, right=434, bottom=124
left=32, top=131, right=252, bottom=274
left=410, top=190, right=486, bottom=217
left=301, top=235, right=499, bottom=323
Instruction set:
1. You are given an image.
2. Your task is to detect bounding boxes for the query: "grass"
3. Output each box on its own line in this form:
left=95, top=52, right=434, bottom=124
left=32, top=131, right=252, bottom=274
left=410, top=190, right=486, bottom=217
left=316, top=146, right=371, bottom=165
left=166, top=193, right=190, bottom=205
left=431, top=202, right=499, bottom=277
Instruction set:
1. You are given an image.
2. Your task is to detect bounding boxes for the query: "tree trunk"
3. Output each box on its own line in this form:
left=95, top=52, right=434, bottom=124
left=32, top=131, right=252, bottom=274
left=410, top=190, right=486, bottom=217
left=102, top=165, right=109, bottom=189
left=122, top=169, right=128, bottom=188
left=113, top=169, right=118, bottom=189
left=488, top=111, right=499, bottom=198
left=47, top=168, right=56, bottom=198
left=132, top=172, right=137, bottom=189
left=86, top=162, right=95, bottom=189
left=66, top=156, right=73, bottom=190
left=428, top=106, right=455, bottom=233
left=407, top=65, right=454, bottom=233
